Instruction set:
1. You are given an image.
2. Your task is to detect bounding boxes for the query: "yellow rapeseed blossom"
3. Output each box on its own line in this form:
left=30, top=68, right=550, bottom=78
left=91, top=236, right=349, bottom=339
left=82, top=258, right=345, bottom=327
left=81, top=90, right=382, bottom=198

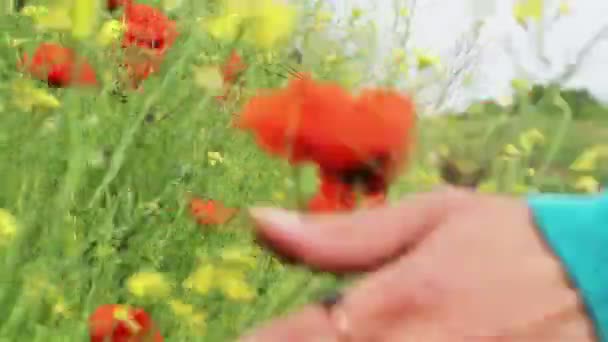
left=71, top=0, right=98, bottom=39
left=183, top=263, right=256, bottom=301
left=511, top=78, right=531, bottom=92
left=96, top=19, right=125, bottom=46
left=519, top=128, right=545, bottom=153
left=183, top=264, right=214, bottom=295
left=414, top=49, right=441, bottom=70
left=206, top=0, right=296, bottom=49
left=192, top=65, right=224, bottom=96
left=126, top=271, right=172, bottom=299
left=168, top=299, right=207, bottom=332
left=570, top=145, right=608, bottom=172
left=272, top=191, right=286, bottom=202
left=513, top=0, right=544, bottom=25
left=574, top=176, right=600, bottom=193
left=52, top=296, right=72, bottom=318
left=21, top=5, right=49, bottom=18
left=220, top=246, right=258, bottom=268
left=207, top=151, right=224, bottom=166
left=32, top=5, right=72, bottom=31
left=350, top=8, right=363, bottom=20
left=558, top=1, right=571, bottom=15
left=399, top=8, right=410, bottom=17
left=570, top=149, right=598, bottom=172
left=0, top=209, right=18, bottom=246
left=12, top=80, right=61, bottom=112
left=503, top=144, right=521, bottom=157
left=215, top=269, right=256, bottom=301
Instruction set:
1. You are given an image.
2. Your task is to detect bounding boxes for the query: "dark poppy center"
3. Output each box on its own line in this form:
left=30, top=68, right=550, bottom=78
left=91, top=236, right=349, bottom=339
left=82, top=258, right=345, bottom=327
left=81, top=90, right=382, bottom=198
left=335, top=155, right=389, bottom=193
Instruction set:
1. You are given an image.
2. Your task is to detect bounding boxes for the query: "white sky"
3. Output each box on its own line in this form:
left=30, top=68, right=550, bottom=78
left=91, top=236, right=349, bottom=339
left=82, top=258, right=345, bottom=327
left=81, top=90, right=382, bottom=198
left=322, top=0, right=608, bottom=110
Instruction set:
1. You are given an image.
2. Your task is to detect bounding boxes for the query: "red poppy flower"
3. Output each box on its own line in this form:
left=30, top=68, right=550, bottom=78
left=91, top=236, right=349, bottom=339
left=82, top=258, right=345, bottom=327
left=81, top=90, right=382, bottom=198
left=19, top=43, right=98, bottom=88
left=119, top=3, right=177, bottom=86
left=308, top=172, right=387, bottom=212
left=215, top=50, right=247, bottom=103
left=190, top=197, right=238, bottom=225
left=89, top=304, right=163, bottom=342
left=237, top=75, right=415, bottom=212
left=222, top=50, right=247, bottom=84
left=122, top=3, right=178, bottom=55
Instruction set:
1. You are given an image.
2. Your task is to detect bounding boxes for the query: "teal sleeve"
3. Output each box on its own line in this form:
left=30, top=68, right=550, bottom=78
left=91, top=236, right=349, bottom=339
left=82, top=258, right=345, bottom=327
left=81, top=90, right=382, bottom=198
left=528, top=192, right=607, bottom=341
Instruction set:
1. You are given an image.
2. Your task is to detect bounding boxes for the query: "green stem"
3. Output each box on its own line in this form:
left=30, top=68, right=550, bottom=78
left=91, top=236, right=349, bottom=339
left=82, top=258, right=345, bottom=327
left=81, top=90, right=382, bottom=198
left=533, top=88, right=572, bottom=186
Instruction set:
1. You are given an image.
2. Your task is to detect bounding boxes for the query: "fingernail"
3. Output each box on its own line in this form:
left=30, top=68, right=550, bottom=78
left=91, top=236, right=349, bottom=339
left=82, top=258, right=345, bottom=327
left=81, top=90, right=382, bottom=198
left=249, top=207, right=302, bottom=231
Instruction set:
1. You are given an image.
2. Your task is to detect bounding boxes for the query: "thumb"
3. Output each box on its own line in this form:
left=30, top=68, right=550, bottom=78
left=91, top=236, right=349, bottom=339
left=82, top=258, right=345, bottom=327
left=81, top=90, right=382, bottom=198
left=249, top=187, right=471, bottom=272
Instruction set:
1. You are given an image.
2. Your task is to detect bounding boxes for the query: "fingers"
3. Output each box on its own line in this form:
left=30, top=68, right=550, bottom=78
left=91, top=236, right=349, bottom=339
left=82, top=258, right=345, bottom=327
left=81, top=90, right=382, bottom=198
left=249, top=187, right=471, bottom=272
left=239, top=251, right=442, bottom=341
left=237, top=306, right=337, bottom=342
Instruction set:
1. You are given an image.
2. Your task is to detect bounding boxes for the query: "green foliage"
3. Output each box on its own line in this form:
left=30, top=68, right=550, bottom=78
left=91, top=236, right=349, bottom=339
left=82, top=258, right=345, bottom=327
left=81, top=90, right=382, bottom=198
left=0, top=2, right=607, bottom=341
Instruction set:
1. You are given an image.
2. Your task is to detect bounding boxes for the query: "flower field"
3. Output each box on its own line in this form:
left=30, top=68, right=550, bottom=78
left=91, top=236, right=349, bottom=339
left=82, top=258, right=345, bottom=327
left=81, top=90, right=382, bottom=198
left=0, top=0, right=606, bottom=340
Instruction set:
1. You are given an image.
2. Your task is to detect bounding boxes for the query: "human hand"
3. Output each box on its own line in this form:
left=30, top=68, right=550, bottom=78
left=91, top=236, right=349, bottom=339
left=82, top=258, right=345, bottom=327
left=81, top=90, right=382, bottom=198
left=239, top=188, right=597, bottom=341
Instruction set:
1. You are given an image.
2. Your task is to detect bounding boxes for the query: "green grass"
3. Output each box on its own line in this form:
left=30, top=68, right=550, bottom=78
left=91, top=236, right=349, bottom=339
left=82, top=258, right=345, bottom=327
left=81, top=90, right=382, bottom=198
left=1, top=3, right=607, bottom=341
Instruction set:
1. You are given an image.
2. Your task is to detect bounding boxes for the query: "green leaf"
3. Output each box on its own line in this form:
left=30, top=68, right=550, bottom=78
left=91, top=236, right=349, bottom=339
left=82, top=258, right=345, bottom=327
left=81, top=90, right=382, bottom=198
left=298, top=165, right=319, bottom=197
left=162, top=0, right=184, bottom=12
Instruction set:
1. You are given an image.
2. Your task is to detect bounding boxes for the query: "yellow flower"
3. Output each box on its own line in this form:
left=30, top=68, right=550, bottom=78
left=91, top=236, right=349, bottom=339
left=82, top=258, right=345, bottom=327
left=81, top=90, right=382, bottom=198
left=511, top=78, right=531, bottom=92
left=12, top=80, right=61, bottom=112
left=503, top=144, right=521, bottom=157
left=71, top=0, right=98, bottom=39
left=184, top=263, right=255, bottom=301
left=558, top=1, right=570, bottom=15
left=33, top=5, right=73, bottom=31
left=574, top=176, right=600, bottom=193
left=215, top=269, right=255, bottom=301
left=519, top=128, right=545, bottom=153
left=220, top=246, right=258, bottom=268
left=0, top=209, right=18, bottom=246
left=206, top=14, right=242, bottom=42
left=168, top=299, right=207, bottom=331
left=207, top=151, right=224, bottom=166
left=126, top=271, right=172, bottom=299
left=414, top=49, right=441, bottom=70
left=21, top=5, right=49, bottom=18
left=206, top=0, right=296, bottom=49
left=399, top=8, right=410, bottom=17
left=350, top=8, right=363, bottom=20
left=570, top=149, right=598, bottom=172
left=183, top=264, right=215, bottom=295
left=513, top=0, right=544, bottom=25
left=52, top=296, right=71, bottom=318
left=272, top=191, right=286, bottom=202
left=96, top=19, right=125, bottom=46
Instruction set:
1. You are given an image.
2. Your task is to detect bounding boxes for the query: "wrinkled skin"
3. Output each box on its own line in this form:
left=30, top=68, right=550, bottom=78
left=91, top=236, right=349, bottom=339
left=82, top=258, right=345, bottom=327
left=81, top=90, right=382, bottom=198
left=239, top=187, right=596, bottom=341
